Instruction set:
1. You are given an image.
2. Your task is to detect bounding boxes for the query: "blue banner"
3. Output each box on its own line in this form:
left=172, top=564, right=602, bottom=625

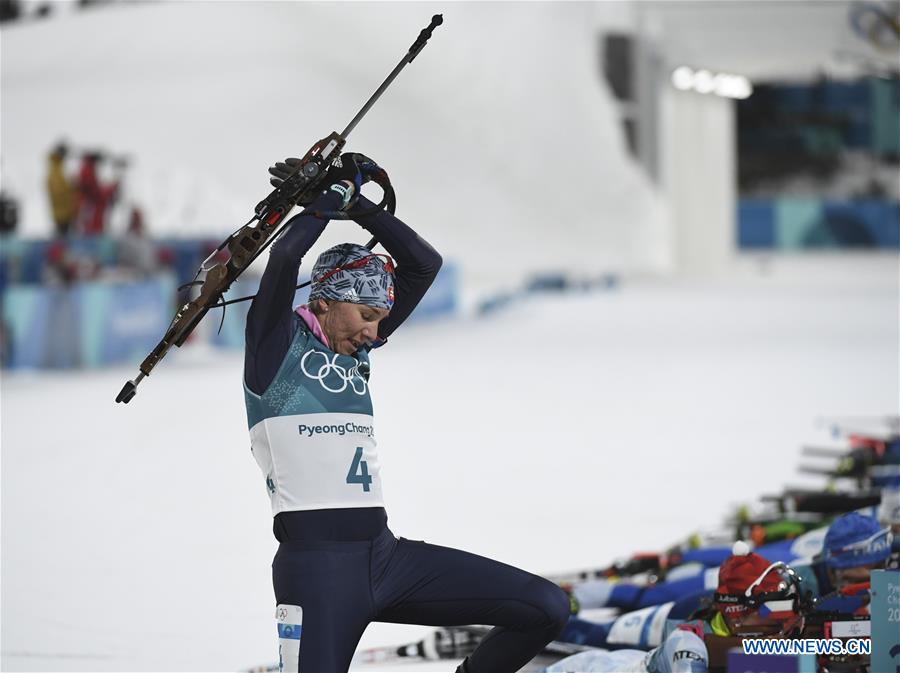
left=76, top=276, right=177, bottom=367
left=1, top=274, right=176, bottom=369
left=739, top=199, right=900, bottom=250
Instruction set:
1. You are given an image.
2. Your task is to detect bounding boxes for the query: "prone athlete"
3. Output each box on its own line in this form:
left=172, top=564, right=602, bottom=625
left=544, top=543, right=806, bottom=673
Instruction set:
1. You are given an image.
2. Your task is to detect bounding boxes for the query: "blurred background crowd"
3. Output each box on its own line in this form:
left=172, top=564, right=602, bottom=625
left=0, top=134, right=228, bottom=367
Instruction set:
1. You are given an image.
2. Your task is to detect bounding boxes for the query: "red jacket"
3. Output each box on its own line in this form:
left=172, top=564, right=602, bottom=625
left=76, top=159, right=117, bottom=235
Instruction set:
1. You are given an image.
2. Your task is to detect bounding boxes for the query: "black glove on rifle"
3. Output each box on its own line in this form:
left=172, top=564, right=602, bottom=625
left=268, top=153, right=386, bottom=210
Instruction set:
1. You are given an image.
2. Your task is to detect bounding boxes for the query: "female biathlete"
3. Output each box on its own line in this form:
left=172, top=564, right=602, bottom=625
left=244, top=153, right=570, bottom=673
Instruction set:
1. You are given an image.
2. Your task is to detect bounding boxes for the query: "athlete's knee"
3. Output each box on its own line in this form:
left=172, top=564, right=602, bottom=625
left=548, top=583, right=573, bottom=637
left=528, top=577, right=571, bottom=637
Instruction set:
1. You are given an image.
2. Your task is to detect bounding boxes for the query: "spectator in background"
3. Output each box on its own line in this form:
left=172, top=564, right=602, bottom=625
left=117, top=206, right=157, bottom=277
left=43, top=237, right=100, bottom=286
left=0, top=0, right=22, bottom=23
left=0, top=189, right=19, bottom=236
left=76, top=152, right=118, bottom=235
left=43, top=238, right=80, bottom=286
left=46, top=143, right=77, bottom=236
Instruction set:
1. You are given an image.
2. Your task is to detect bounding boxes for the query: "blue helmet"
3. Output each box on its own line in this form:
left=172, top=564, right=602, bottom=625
left=823, top=512, right=893, bottom=569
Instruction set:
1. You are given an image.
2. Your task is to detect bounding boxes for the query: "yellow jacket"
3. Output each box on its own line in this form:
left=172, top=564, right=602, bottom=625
left=47, top=156, right=77, bottom=225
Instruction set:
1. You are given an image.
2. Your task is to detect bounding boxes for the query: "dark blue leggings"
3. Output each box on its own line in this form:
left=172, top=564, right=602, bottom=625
left=272, top=527, right=570, bottom=672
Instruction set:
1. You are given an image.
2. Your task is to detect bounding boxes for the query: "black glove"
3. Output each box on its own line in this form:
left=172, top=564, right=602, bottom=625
left=326, top=152, right=385, bottom=191
left=268, top=153, right=386, bottom=206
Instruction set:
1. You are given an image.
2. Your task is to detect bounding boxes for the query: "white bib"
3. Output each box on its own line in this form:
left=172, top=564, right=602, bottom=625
left=250, top=412, right=384, bottom=514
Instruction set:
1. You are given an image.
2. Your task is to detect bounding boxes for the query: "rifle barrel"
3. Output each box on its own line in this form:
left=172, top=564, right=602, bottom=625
left=341, top=15, right=442, bottom=138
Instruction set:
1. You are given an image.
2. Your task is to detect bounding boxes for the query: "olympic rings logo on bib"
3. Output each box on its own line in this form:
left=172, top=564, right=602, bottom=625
left=300, top=350, right=368, bottom=395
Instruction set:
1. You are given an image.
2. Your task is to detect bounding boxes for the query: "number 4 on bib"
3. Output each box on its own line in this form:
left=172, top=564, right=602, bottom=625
left=346, top=447, right=372, bottom=492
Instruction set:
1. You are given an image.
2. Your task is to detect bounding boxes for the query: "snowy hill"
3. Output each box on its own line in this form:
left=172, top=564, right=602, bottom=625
left=3, top=279, right=898, bottom=671
left=1, top=2, right=671, bottom=288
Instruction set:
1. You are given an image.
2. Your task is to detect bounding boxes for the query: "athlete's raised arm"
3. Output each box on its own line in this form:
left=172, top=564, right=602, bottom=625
left=350, top=194, right=442, bottom=344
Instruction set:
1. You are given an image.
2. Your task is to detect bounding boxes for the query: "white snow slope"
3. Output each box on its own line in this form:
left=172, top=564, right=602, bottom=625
left=2, top=278, right=898, bottom=671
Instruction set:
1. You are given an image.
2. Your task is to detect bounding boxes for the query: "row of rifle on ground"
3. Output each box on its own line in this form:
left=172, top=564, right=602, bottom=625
left=249, top=417, right=899, bottom=673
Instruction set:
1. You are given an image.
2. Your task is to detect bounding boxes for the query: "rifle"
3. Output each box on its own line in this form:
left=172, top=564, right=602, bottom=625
left=116, top=15, right=443, bottom=405
left=802, top=585, right=872, bottom=673
left=805, top=582, right=871, bottom=623
left=759, top=489, right=882, bottom=515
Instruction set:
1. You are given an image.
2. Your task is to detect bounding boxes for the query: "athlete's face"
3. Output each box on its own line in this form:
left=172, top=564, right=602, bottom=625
left=317, top=300, right=389, bottom=355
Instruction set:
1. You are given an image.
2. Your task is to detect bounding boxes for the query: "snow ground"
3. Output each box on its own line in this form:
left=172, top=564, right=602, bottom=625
left=2, top=277, right=898, bottom=672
